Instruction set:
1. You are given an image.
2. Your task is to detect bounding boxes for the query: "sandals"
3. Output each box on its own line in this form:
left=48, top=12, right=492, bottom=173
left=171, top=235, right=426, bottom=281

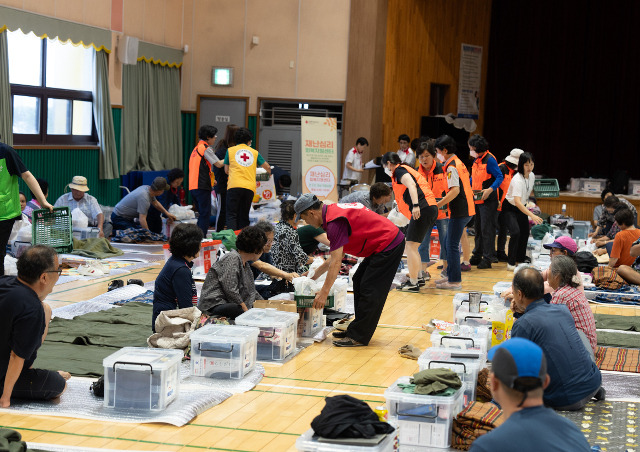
left=332, top=337, right=365, bottom=347
left=332, top=330, right=348, bottom=339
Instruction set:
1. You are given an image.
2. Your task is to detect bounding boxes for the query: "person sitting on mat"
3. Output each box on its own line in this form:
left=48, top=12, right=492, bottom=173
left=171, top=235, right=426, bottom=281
left=0, top=245, right=70, bottom=408
left=199, top=226, right=267, bottom=320
left=152, top=223, right=203, bottom=332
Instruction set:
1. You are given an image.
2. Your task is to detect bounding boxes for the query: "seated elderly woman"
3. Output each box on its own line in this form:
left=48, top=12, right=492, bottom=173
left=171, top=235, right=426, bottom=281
left=271, top=201, right=314, bottom=274
left=199, top=226, right=266, bottom=320
left=547, top=255, right=597, bottom=354
left=152, top=223, right=203, bottom=331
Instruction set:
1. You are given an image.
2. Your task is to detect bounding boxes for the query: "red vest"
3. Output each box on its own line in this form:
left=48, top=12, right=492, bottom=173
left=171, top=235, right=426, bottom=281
left=418, top=160, right=449, bottom=220
left=323, top=203, right=400, bottom=257
left=391, top=164, right=437, bottom=220
left=497, top=162, right=516, bottom=211
left=471, top=151, right=497, bottom=205
left=444, top=155, right=476, bottom=218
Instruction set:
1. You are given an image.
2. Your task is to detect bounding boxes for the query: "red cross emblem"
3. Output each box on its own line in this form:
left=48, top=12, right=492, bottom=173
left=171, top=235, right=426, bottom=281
left=240, top=152, right=250, bottom=162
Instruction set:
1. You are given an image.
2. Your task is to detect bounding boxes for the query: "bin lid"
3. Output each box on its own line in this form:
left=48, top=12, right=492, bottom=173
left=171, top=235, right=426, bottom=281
left=418, top=347, right=484, bottom=372
left=190, top=324, right=259, bottom=342
left=235, top=308, right=299, bottom=327
left=103, top=347, right=183, bottom=370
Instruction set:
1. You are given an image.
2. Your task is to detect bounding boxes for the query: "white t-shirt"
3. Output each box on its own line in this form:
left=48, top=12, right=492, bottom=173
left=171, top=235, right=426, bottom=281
left=342, top=147, right=363, bottom=181
left=444, top=156, right=460, bottom=189
left=398, top=148, right=415, bottom=167
left=506, top=172, right=535, bottom=206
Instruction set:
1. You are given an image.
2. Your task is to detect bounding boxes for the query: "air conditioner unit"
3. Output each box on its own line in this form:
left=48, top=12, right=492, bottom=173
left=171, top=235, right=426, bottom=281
left=118, top=36, right=139, bottom=65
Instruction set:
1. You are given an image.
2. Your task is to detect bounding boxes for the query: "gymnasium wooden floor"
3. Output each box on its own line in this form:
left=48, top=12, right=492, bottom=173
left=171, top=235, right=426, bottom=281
left=1, top=255, right=636, bottom=451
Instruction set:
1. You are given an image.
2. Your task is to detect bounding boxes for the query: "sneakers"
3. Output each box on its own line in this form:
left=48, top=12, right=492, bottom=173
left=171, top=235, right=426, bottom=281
left=417, top=273, right=431, bottom=287
left=523, top=256, right=532, bottom=264
left=507, top=264, right=517, bottom=271
left=490, top=256, right=499, bottom=264
left=477, top=260, right=492, bottom=269
left=460, top=263, right=472, bottom=272
left=398, top=280, right=420, bottom=293
left=497, top=253, right=509, bottom=262
left=435, top=276, right=449, bottom=284
left=440, top=270, right=448, bottom=279
left=469, top=255, right=482, bottom=266
left=333, top=337, right=365, bottom=347
left=332, top=330, right=348, bottom=339
left=78, top=260, right=110, bottom=277
left=435, top=281, right=462, bottom=290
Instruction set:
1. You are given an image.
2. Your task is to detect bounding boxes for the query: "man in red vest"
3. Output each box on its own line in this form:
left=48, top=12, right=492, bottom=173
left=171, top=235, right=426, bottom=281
left=295, top=194, right=405, bottom=347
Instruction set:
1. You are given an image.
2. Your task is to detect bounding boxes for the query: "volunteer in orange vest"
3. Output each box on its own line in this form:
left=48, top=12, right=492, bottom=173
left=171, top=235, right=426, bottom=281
left=434, top=135, right=476, bottom=290
left=189, top=125, right=223, bottom=237
left=417, top=140, right=450, bottom=279
left=224, top=128, right=271, bottom=230
left=294, top=194, right=405, bottom=347
left=469, top=134, right=503, bottom=269
left=496, top=148, right=523, bottom=261
left=381, top=151, right=438, bottom=293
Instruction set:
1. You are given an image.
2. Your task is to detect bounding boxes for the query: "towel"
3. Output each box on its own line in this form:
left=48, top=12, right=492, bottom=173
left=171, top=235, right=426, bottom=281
left=70, top=237, right=124, bottom=259
left=398, top=344, right=422, bottom=360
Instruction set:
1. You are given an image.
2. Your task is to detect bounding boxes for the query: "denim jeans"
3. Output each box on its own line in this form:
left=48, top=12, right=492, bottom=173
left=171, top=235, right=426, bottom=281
left=418, top=218, right=449, bottom=263
left=190, top=189, right=212, bottom=237
left=445, top=216, right=471, bottom=283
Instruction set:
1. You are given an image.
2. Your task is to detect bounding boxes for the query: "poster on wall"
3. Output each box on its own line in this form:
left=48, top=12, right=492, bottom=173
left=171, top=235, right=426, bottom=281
left=300, top=116, right=338, bottom=201
left=457, top=44, right=483, bottom=119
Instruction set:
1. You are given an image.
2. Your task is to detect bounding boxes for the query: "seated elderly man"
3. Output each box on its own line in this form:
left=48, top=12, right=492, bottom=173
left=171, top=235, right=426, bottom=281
left=54, top=176, right=105, bottom=238
left=469, top=338, right=591, bottom=451
left=617, top=237, right=640, bottom=285
left=510, top=267, right=603, bottom=410
left=111, top=177, right=177, bottom=232
left=0, top=245, right=70, bottom=407
left=339, top=182, right=393, bottom=216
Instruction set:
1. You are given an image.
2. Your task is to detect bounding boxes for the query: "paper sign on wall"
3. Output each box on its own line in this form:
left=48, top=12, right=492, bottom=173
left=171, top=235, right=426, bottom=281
left=300, top=116, right=338, bottom=201
left=457, top=44, right=483, bottom=120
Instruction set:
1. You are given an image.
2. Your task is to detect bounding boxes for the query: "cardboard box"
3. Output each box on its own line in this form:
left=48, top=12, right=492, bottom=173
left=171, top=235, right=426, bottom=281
left=253, top=299, right=298, bottom=313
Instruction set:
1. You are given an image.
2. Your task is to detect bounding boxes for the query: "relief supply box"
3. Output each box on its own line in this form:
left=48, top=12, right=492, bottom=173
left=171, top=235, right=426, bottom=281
left=297, top=307, right=323, bottom=338
left=103, top=347, right=182, bottom=411
left=192, top=240, right=222, bottom=279
left=235, top=308, right=299, bottom=361
left=295, top=428, right=396, bottom=452
left=385, top=376, right=463, bottom=449
left=418, top=348, right=483, bottom=409
left=190, top=324, right=259, bottom=379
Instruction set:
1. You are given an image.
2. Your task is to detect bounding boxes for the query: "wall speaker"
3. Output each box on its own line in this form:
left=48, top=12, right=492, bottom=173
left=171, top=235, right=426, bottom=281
left=117, top=36, right=139, bottom=65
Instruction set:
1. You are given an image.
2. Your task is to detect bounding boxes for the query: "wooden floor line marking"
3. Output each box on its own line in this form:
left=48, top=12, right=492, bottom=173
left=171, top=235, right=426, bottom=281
left=257, top=383, right=383, bottom=397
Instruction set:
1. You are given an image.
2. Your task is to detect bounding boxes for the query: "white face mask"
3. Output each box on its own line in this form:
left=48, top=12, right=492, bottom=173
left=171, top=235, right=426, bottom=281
left=384, top=168, right=393, bottom=178
left=470, top=150, right=478, bottom=158
left=436, top=153, right=445, bottom=163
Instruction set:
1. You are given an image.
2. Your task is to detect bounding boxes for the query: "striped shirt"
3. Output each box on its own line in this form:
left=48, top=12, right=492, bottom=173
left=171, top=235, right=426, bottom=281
left=551, top=284, right=597, bottom=351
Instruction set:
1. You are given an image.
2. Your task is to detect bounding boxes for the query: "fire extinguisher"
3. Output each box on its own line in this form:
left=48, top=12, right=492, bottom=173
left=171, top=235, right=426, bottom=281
left=179, top=186, right=186, bottom=206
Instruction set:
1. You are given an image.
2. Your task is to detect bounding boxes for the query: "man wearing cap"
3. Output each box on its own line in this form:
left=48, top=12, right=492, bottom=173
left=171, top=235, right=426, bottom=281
left=469, top=338, right=591, bottom=451
left=111, top=177, right=177, bottom=232
left=509, top=268, right=603, bottom=410
left=496, top=149, right=522, bottom=261
left=54, top=176, right=105, bottom=238
left=295, top=193, right=405, bottom=347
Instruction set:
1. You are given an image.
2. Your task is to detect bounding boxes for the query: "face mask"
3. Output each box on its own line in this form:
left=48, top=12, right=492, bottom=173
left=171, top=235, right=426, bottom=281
left=384, top=168, right=393, bottom=177
left=470, top=150, right=478, bottom=158
left=436, top=153, right=445, bottom=163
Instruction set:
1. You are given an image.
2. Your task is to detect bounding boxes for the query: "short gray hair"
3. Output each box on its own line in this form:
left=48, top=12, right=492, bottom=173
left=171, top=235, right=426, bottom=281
left=254, top=220, right=274, bottom=235
left=549, top=255, right=581, bottom=288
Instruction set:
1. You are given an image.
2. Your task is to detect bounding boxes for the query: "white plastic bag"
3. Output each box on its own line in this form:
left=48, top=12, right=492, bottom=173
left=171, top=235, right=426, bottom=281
left=71, top=208, right=89, bottom=229
left=388, top=206, right=409, bottom=227
left=169, top=204, right=196, bottom=220
left=307, top=257, right=325, bottom=279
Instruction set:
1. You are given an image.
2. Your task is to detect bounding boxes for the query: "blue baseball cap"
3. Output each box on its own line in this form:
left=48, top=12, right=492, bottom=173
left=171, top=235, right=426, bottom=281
left=488, top=338, right=547, bottom=390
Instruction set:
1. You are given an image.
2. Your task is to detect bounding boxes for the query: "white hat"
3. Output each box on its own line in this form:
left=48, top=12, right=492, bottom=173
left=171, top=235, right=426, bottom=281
left=505, top=148, right=524, bottom=166
left=69, top=175, right=90, bottom=192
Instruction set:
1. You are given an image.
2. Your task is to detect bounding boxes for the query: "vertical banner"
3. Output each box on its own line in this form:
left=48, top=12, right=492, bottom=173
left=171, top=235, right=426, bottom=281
left=300, top=116, right=338, bottom=201
left=457, top=44, right=483, bottom=119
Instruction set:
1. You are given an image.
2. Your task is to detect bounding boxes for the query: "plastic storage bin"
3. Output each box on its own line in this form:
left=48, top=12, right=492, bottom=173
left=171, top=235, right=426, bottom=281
left=192, top=240, right=222, bottom=278
left=72, top=227, right=100, bottom=240
left=385, top=376, right=463, bottom=449
left=190, top=324, right=259, bottom=379
left=492, top=281, right=512, bottom=297
left=295, top=428, right=395, bottom=451
left=571, top=220, right=591, bottom=241
left=418, top=348, right=483, bottom=408
left=452, top=292, right=500, bottom=319
left=297, top=307, right=323, bottom=337
left=103, top=347, right=182, bottom=411
left=162, top=218, right=198, bottom=238
left=235, top=308, right=299, bottom=361
left=533, top=179, right=559, bottom=198
left=430, top=328, right=489, bottom=359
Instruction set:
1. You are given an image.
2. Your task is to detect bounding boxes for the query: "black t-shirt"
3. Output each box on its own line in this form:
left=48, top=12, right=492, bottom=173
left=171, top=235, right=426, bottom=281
left=394, top=166, right=429, bottom=210
left=0, top=276, right=45, bottom=379
left=0, top=142, right=28, bottom=176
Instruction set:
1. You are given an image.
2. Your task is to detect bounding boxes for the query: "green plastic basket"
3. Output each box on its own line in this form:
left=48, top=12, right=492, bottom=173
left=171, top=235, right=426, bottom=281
left=533, top=179, right=560, bottom=198
left=31, top=207, right=73, bottom=253
left=295, top=294, right=334, bottom=308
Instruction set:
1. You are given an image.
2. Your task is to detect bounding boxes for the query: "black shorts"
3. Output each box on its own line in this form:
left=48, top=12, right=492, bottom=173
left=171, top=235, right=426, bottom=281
left=406, top=205, right=438, bottom=243
left=4, top=368, right=66, bottom=401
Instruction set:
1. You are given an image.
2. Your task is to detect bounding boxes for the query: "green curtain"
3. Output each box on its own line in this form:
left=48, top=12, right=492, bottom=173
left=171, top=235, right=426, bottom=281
left=122, top=61, right=182, bottom=174
left=0, top=30, right=12, bottom=145
left=93, top=50, right=118, bottom=179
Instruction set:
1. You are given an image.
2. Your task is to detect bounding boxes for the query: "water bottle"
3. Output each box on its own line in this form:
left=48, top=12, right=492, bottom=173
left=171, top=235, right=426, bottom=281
left=561, top=204, right=567, bottom=216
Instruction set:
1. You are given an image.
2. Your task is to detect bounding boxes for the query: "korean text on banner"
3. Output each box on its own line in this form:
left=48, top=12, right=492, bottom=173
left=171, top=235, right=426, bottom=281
left=300, top=116, right=338, bottom=201
left=457, top=44, right=483, bottom=120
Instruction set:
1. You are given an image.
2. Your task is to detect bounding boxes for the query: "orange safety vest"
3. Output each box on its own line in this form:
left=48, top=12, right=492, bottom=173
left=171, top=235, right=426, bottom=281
left=418, top=160, right=449, bottom=220
left=443, top=155, right=476, bottom=218
left=497, top=162, right=516, bottom=212
left=471, top=150, right=498, bottom=205
left=189, top=140, right=214, bottom=191
left=391, top=164, right=437, bottom=220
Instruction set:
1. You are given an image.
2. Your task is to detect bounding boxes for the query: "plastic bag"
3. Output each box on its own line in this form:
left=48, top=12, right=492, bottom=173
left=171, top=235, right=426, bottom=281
left=307, top=257, right=325, bottom=279
left=169, top=204, right=195, bottom=220
left=388, top=205, right=409, bottom=227
left=71, top=207, right=89, bottom=229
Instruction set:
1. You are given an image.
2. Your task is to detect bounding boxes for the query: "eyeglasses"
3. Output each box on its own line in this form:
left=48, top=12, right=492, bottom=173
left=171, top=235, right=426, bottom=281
left=265, top=239, right=274, bottom=245
left=45, top=267, right=63, bottom=275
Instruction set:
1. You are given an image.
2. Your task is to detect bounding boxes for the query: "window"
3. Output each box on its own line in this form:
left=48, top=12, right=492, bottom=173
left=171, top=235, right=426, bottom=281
left=8, top=30, right=97, bottom=146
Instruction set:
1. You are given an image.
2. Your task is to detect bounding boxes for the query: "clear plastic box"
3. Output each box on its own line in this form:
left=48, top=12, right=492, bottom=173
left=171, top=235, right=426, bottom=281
left=297, top=307, right=323, bottom=337
left=452, top=292, right=500, bottom=319
left=492, top=281, right=512, bottom=297
left=418, top=348, right=483, bottom=408
left=430, top=328, right=489, bottom=359
left=385, top=376, right=463, bottom=449
left=235, top=308, right=299, bottom=361
left=72, top=227, right=100, bottom=240
left=103, top=347, right=182, bottom=411
left=190, top=324, right=259, bottom=379
left=192, top=240, right=222, bottom=279
left=295, top=428, right=395, bottom=451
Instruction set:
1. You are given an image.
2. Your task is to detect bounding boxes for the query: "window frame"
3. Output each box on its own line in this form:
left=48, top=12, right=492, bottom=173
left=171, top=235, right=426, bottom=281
left=9, top=34, right=98, bottom=146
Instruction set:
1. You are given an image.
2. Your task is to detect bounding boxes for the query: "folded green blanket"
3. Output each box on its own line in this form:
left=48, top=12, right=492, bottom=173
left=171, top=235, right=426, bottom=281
left=0, top=429, right=26, bottom=452
left=70, top=237, right=125, bottom=259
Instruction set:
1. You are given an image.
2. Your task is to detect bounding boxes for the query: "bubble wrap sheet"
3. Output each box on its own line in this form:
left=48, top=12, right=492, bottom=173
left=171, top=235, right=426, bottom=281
left=602, top=370, right=640, bottom=401
left=50, top=285, right=149, bottom=319
left=111, top=242, right=165, bottom=253
left=3, top=364, right=265, bottom=427
left=55, top=275, right=82, bottom=285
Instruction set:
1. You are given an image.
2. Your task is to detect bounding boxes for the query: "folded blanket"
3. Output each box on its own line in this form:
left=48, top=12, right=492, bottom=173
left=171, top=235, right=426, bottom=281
left=452, top=401, right=504, bottom=450
left=410, top=368, right=462, bottom=395
left=148, top=307, right=201, bottom=350
left=111, top=227, right=167, bottom=243
left=70, top=237, right=125, bottom=259
left=0, top=428, right=26, bottom=452
left=475, top=368, right=492, bottom=402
